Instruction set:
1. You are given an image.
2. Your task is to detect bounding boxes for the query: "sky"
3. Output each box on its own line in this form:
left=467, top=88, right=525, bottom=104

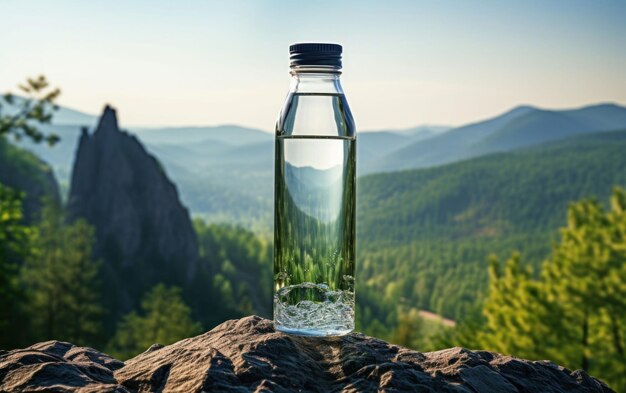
left=1, top=0, right=625, bottom=131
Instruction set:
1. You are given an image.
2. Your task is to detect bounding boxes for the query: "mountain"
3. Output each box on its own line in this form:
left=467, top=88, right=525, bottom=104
left=13, top=121, right=276, bottom=226
left=357, top=132, right=413, bottom=174
left=375, top=103, right=626, bottom=173
left=14, top=101, right=626, bottom=230
left=0, top=137, right=60, bottom=223
left=50, top=105, right=98, bottom=126
left=392, top=125, right=451, bottom=137
left=17, top=124, right=274, bottom=180
left=563, top=103, right=626, bottom=129
left=134, top=125, right=272, bottom=146
left=357, top=129, right=626, bottom=320
left=67, top=106, right=199, bottom=329
left=1, top=96, right=97, bottom=126
left=468, top=103, right=626, bottom=156
left=147, top=130, right=450, bottom=227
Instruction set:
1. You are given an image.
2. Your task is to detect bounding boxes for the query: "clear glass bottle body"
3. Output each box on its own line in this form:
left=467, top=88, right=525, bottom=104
left=273, top=66, right=356, bottom=336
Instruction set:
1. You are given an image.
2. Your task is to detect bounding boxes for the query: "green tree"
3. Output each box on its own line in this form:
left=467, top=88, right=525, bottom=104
left=479, top=187, right=626, bottom=391
left=108, top=284, right=202, bottom=360
left=1, top=74, right=62, bottom=348
left=0, top=185, right=31, bottom=347
left=0, top=75, right=60, bottom=145
left=480, top=252, right=568, bottom=362
left=542, top=189, right=626, bottom=385
left=21, top=201, right=102, bottom=346
left=390, top=309, right=425, bottom=349
left=191, top=220, right=272, bottom=327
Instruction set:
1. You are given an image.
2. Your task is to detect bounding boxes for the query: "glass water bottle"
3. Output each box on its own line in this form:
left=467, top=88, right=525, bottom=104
left=273, top=43, right=356, bottom=336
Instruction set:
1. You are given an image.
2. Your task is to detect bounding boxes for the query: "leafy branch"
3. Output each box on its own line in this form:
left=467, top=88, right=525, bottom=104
left=0, top=75, right=61, bottom=146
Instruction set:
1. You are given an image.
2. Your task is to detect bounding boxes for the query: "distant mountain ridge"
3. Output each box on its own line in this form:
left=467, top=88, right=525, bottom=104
left=9, top=101, right=626, bottom=228
left=133, top=125, right=272, bottom=146
left=2, top=96, right=98, bottom=126
left=374, top=103, right=626, bottom=173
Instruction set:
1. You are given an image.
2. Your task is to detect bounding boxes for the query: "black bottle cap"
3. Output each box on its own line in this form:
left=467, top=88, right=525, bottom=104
left=289, top=43, right=342, bottom=68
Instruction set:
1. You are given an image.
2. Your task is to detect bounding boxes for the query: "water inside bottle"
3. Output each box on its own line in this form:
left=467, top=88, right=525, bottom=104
left=274, top=129, right=356, bottom=335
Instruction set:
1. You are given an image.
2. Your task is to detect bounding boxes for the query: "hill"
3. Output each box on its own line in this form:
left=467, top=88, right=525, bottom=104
left=395, top=125, right=451, bottom=137
left=133, top=125, right=272, bottom=146
left=357, top=129, right=626, bottom=320
left=374, top=103, right=626, bottom=173
left=1, top=96, right=97, bottom=126
left=13, top=102, right=626, bottom=229
left=15, top=103, right=448, bottom=227
left=0, top=137, right=60, bottom=222
left=15, top=122, right=276, bottom=226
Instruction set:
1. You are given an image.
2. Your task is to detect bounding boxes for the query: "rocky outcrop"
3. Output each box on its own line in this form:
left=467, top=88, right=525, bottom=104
left=0, top=341, right=125, bottom=392
left=67, top=106, right=198, bottom=326
left=0, top=316, right=614, bottom=392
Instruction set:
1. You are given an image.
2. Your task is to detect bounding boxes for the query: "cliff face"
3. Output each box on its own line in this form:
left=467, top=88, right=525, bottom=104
left=67, top=106, right=198, bottom=323
left=0, top=316, right=614, bottom=393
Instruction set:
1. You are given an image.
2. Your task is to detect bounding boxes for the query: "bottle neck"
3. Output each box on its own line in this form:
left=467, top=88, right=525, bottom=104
left=289, top=67, right=344, bottom=95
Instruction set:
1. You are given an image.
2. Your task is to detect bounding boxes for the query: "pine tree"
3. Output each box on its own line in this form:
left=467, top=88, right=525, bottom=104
left=0, top=75, right=60, bottom=145
left=479, top=187, right=626, bottom=391
left=21, top=201, right=102, bottom=346
left=1, top=75, right=65, bottom=348
left=543, top=189, right=626, bottom=385
left=0, top=185, right=31, bottom=348
left=604, top=188, right=626, bottom=360
left=108, top=284, right=202, bottom=360
left=481, top=252, right=568, bottom=362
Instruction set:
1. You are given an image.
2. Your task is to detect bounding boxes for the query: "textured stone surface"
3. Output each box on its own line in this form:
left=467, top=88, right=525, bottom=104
left=0, top=316, right=614, bottom=392
left=0, top=341, right=126, bottom=392
left=67, top=106, right=198, bottom=324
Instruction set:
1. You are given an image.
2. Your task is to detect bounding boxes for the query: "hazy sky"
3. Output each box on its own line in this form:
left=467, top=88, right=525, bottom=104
left=1, top=0, right=625, bottom=131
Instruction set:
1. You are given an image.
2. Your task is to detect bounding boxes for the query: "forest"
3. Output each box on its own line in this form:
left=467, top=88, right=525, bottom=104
left=1, top=78, right=625, bottom=390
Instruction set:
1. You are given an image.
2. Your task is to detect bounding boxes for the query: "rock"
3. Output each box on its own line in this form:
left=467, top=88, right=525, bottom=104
left=67, top=106, right=199, bottom=327
left=0, top=341, right=126, bottom=392
left=0, top=316, right=614, bottom=392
